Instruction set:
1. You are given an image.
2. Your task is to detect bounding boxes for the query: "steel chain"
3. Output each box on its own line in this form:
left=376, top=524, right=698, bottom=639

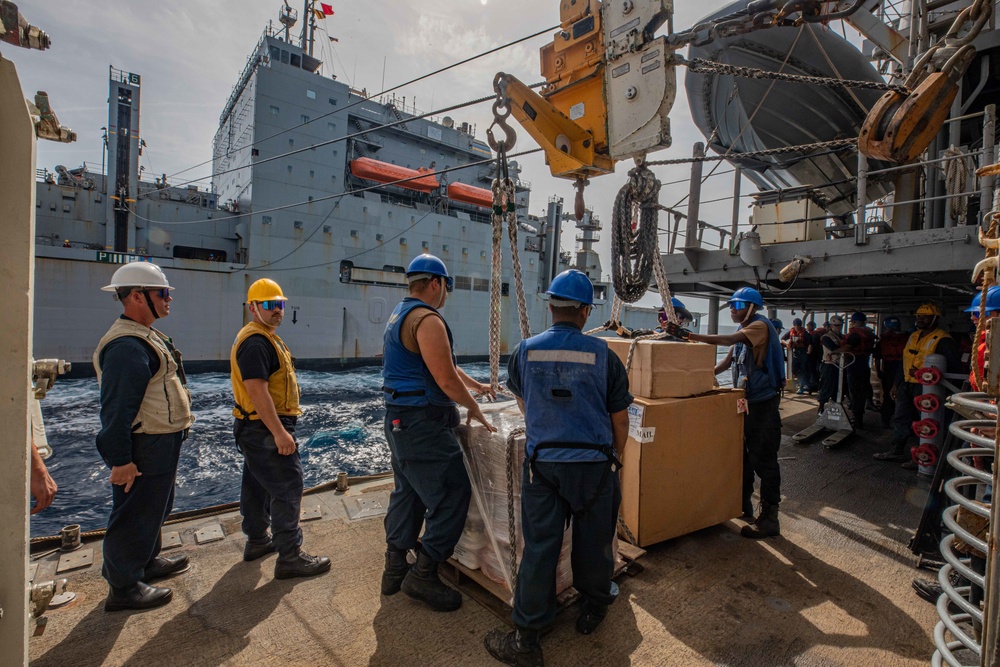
left=679, top=55, right=909, bottom=95
left=502, top=180, right=532, bottom=340
left=645, top=138, right=857, bottom=166
left=489, top=176, right=505, bottom=394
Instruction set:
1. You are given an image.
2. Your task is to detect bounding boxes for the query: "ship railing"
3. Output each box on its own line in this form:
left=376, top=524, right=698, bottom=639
left=662, top=103, right=997, bottom=255
left=218, top=30, right=270, bottom=126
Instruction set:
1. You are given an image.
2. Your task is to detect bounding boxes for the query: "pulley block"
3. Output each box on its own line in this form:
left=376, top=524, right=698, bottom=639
left=912, top=418, right=940, bottom=439
left=914, top=367, right=942, bottom=385
left=913, top=393, right=942, bottom=413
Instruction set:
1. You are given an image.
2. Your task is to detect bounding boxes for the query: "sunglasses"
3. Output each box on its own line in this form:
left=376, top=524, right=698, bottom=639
left=442, top=276, right=454, bottom=293
left=259, top=300, right=285, bottom=311
left=146, top=288, right=171, bottom=299
left=728, top=300, right=748, bottom=310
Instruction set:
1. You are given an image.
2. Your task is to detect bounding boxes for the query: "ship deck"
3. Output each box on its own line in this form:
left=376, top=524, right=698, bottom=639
left=29, top=396, right=946, bottom=667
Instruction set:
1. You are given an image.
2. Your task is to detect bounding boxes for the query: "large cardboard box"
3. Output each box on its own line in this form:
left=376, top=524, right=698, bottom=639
left=620, top=389, right=745, bottom=547
left=605, top=338, right=717, bottom=399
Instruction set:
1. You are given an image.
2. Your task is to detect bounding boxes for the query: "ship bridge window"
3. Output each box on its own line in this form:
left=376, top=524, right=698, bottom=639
left=280, top=50, right=289, bottom=64
left=306, top=89, right=316, bottom=100
left=291, top=53, right=301, bottom=68
left=173, top=245, right=227, bottom=262
left=269, top=46, right=281, bottom=61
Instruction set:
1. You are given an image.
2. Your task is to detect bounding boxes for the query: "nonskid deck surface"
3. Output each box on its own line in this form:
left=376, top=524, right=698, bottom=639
left=30, top=396, right=938, bottom=666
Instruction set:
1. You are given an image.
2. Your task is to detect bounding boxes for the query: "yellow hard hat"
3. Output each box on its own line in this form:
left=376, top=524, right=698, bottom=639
left=247, top=278, right=286, bottom=303
left=915, top=303, right=942, bottom=316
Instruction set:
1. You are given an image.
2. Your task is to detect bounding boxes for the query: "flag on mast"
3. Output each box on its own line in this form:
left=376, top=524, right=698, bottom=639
left=320, top=3, right=335, bottom=15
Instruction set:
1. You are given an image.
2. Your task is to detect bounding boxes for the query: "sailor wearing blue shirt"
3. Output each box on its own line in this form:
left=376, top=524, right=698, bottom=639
left=485, top=269, right=632, bottom=667
left=667, top=286, right=785, bottom=539
left=381, top=254, right=496, bottom=612
left=93, top=263, right=194, bottom=612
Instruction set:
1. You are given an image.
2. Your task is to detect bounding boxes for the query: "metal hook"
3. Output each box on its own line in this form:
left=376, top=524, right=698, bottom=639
left=487, top=75, right=517, bottom=153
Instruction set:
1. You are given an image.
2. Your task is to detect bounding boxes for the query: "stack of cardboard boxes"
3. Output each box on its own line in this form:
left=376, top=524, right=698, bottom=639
left=604, top=338, right=746, bottom=547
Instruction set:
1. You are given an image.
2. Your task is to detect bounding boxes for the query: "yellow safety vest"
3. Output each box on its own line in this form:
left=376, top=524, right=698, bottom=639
left=230, top=321, right=302, bottom=419
left=902, top=327, right=951, bottom=383
left=94, top=318, right=195, bottom=434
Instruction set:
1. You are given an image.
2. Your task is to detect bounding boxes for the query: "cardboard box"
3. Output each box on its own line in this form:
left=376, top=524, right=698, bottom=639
left=620, top=389, right=745, bottom=547
left=605, top=338, right=717, bottom=399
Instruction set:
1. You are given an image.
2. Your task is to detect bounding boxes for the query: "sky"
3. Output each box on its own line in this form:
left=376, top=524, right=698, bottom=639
left=5, top=0, right=866, bottom=321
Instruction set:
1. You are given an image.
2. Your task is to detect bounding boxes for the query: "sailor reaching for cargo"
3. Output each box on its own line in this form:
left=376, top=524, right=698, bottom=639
left=484, top=269, right=632, bottom=667
left=380, top=254, right=496, bottom=612
left=666, top=287, right=785, bottom=539
left=93, top=262, right=194, bottom=612
left=230, top=278, right=331, bottom=579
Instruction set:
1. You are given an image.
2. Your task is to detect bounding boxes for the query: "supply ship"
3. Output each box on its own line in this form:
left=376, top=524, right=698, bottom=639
left=30, top=7, right=623, bottom=375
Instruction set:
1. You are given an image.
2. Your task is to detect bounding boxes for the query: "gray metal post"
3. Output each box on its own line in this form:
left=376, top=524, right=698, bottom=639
left=683, top=143, right=704, bottom=270
left=708, top=296, right=720, bottom=334
left=730, top=165, right=742, bottom=253
left=981, top=104, right=996, bottom=227
left=0, top=55, right=35, bottom=666
left=856, top=153, right=869, bottom=245
left=669, top=212, right=681, bottom=255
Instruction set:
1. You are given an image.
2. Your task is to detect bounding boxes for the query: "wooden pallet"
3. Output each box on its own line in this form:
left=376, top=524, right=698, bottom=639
left=441, top=542, right=646, bottom=624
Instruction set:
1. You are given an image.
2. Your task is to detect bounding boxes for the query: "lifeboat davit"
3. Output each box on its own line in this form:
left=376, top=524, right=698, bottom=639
left=349, top=157, right=439, bottom=193
left=447, top=182, right=493, bottom=208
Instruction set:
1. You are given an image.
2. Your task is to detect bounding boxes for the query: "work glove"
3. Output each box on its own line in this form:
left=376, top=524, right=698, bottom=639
left=664, top=322, right=691, bottom=341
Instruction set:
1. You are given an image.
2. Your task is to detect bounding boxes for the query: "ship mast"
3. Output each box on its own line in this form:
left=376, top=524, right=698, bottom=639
left=300, top=0, right=317, bottom=56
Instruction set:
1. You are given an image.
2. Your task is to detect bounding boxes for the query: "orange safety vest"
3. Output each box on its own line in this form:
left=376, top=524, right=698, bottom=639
left=230, top=321, right=302, bottom=419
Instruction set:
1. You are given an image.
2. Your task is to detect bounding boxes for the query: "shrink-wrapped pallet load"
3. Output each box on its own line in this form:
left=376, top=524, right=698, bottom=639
left=455, top=400, right=583, bottom=603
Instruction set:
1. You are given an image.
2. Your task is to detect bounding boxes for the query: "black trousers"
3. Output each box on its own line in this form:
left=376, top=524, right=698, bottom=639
left=102, top=434, right=183, bottom=589
left=818, top=363, right=840, bottom=411
left=891, top=382, right=921, bottom=449
left=234, top=418, right=304, bottom=556
left=880, top=361, right=902, bottom=426
left=383, top=404, right=471, bottom=563
left=743, top=394, right=782, bottom=507
left=513, top=459, right=621, bottom=631
left=846, top=357, right=872, bottom=424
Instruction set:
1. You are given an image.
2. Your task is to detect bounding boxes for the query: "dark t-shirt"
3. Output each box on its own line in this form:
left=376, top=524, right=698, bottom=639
left=236, top=334, right=280, bottom=381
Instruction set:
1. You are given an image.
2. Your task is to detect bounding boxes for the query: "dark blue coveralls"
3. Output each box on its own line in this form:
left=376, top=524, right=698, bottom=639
left=381, top=297, right=471, bottom=563
left=96, top=329, right=185, bottom=589
left=234, top=335, right=304, bottom=556
left=506, top=322, right=633, bottom=631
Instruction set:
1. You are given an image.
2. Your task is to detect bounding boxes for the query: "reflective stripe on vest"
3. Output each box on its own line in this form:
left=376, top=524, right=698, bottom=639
left=230, top=321, right=302, bottom=419
left=381, top=297, right=456, bottom=407
left=94, top=318, right=195, bottom=434
left=903, top=327, right=951, bottom=383
left=519, top=325, right=611, bottom=462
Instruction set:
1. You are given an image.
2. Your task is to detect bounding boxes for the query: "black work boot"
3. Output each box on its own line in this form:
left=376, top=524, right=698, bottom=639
left=105, top=581, right=173, bottom=612
left=400, top=548, right=462, bottom=611
left=381, top=547, right=410, bottom=596
left=274, top=549, right=331, bottom=579
left=244, top=534, right=276, bottom=562
left=741, top=502, right=780, bottom=539
left=575, top=599, right=608, bottom=635
left=142, top=554, right=190, bottom=581
left=483, top=626, right=543, bottom=667
left=740, top=497, right=756, bottom=523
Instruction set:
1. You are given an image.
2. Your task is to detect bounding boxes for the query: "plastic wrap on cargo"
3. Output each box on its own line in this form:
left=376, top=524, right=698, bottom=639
left=455, top=400, right=578, bottom=603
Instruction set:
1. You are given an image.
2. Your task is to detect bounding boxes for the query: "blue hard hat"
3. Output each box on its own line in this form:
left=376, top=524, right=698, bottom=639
left=883, top=316, right=901, bottom=329
left=406, top=254, right=453, bottom=292
left=850, top=311, right=867, bottom=323
left=546, top=269, right=594, bottom=306
left=727, top=287, right=764, bottom=308
left=671, top=297, right=686, bottom=310
left=966, top=286, right=1000, bottom=314
left=792, top=318, right=803, bottom=327
left=770, top=318, right=784, bottom=330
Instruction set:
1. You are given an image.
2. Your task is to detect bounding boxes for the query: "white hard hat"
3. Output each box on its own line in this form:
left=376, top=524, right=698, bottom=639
left=101, top=262, right=171, bottom=292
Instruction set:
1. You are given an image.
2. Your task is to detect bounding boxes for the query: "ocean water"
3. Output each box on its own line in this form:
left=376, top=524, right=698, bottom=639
left=32, top=363, right=485, bottom=538
left=33, top=351, right=732, bottom=539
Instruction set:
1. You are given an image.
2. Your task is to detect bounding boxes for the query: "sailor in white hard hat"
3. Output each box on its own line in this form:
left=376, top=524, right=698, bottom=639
left=93, top=262, right=194, bottom=612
